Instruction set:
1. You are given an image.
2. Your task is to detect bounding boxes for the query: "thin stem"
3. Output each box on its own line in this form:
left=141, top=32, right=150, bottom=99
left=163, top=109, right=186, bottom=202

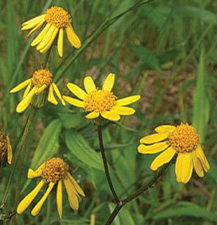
left=105, top=163, right=170, bottom=225
left=97, top=125, right=119, bottom=201
left=1, top=106, right=37, bottom=209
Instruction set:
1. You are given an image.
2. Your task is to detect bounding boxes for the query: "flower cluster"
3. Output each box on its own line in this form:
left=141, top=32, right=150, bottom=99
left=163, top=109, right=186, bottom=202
left=0, top=131, right=12, bottom=165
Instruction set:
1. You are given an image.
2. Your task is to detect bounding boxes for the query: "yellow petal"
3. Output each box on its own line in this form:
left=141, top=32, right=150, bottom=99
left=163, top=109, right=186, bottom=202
left=102, top=73, right=115, bottom=91
left=16, top=87, right=36, bottom=113
left=22, top=15, right=45, bottom=28
left=28, top=162, right=45, bottom=178
left=101, top=111, right=120, bottom=121
left=31, top=182, right=55, bottom=216
left=10, top=79, right=31, bottom=93
left=84, top=76, right=96, bottom=93
left=86, top=111, right=99, bottom=119
left=115, top=95, right=140, bottom=106
left=36, top=25, right=57, bottom=50
left=57, top=28, right=63, bottom=57
left=27, top=20, right=45, bottom=37
left=63, top=96, right=84, bottom=108
left=196, top=145, right=210, bottom=172
left=67, top=172, right=85, bottom=197
left=6, top=137, right=12, bottom=164
left=66, top=23, right=81, bottom=48
left=17, top=180, right=45, bottom=214
left=35, top=84, right=46, bottom=95
left=140, top=133, right=169, bottom=144
left=63, top=176, right=79, bottom=211
left=23, top=81, right=32, bottom=98
left=150, top=147, right=176, bottom=171
left=192, top=150, right=204, bottom=177
left=31, top=23, right=51, bottom=46
left=110, top=106, right=135, bottom=115
left=67, top=83, right=87, bottom=100
left=48, top=85, right=58, bottom=105
left=155, top=125, right=176, bottom=133
left=138, top=142, right=169, bottom=154
left=57, top=180, right=63, bottom=219
left=52, top=83, right=65, bottom=105
left=175, top=153, right=184, bottom=183
left=179, top=153, right=193, bottom=183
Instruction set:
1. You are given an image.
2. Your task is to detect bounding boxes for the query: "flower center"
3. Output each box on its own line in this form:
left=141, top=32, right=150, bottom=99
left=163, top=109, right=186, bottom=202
left=32, top=69, right=53, bottom=87
left=84, top=90, right=116, bottom=113
left=0, top=131, right=7, bottom=151
left=45, top=6, right=70, bottom=28
left=168, top=124, right=200, bottom=153
left=42, top=158, right=68, bottom=183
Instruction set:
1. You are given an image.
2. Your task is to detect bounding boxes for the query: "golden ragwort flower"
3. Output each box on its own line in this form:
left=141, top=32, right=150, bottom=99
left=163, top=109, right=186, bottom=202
left=22, top=6, right=81, bottom=57
left=17, top=157, right=85, bottom=219
left=10, top=69, right=65, bottom=113
left=0, top=131, right=12, bottom=164
left=138, top=124, right=210, bottom=183
left=63, top=73, right=140, bottom=121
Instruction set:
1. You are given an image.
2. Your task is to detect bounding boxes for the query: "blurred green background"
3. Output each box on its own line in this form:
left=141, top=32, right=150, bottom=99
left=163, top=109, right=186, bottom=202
left=0, top=0, right=217, bottom=224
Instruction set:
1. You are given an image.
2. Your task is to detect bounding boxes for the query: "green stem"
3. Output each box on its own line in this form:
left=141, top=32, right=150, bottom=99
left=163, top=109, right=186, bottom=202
left=0, top=106, right=37, bottom=209
left=97, top=125, right=119, bottom=201
left=105, top=163, right=170, bottom=225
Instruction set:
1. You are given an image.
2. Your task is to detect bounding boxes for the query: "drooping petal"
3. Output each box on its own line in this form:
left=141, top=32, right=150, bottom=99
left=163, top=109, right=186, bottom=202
left=48, top=85, right=58, bottom=105
left=175, top=153, right=184, bottom=183
left=179, top=153, right=193, bottom=183
left=110, top=106, right=135, bottom=115
left=57, top=28, right=63, bottom=57
left=52, top=83, right=65, bottom=105
left=17, top=180, right=45, bottom=214
left=66, top=24, right=81, bottom=48
left=36, top=25, right=57, bottom=50
left=86, top=111, right=99, bottom=119
left=192, top=150, right=204, bottom=177
left=10, top=79, right=31, bottom=93
left=138, top=142, right=169, bottom=154
left=67, top=172, right=85, bottom=197
left=27, top=20, right=45, bottom=37
left=23, top=81, right=32, bottom=98
left=67, top=83, right=87, bottom=100
left=6, top=137, right=12, bottom=164
left=31, top=23, right=51, bottom=46
left=57, top=180, right=63, bottom=219
left=22, top=15, right=45, bottom=30
left=63, top=96, right=84, bottom=108
left=115, top=95, right=140, bottom=106
left=28, top=162, right=46, bottom=178
left=35, top=84, right=46, bottom=95
left=140, top=132, right=169, bottom=144
left=102, top=73, right=115, bottom=91
left=150, top=147, right=176, bottom=171
left=63, top=176, right=79, bottom=211
left=196, top=145, right=210, bottom=172
left=31, top=182, right=55, bottom=216
left=155, top=125, right=176, bottom=133
left=16, top=87, right=36, bottom=113
left=101, top=111, right=120, bottom=121
left=84, top=76, right=96, bottom=93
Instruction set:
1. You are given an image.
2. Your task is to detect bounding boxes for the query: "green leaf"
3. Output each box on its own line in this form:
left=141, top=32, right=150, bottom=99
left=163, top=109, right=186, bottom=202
left=30, top=119, right=62, bottom=170
left=65, top=129, right=103, bottom=171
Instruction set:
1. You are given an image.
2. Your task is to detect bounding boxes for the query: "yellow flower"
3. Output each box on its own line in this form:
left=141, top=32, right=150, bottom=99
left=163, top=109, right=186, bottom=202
left=63, top=73, right=140, bottom=121
left=0, top=131, right=12, bottom=165
left=10, top=69, right=65, bottom=113
left=22, top=6, right=81, bottom=57
left=17, top=157, right=85, bottom=219
left=138, top=124, right=210, bottom=183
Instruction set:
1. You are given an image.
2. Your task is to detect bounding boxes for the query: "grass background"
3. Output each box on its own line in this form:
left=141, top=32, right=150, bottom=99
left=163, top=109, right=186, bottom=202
left=0, top=0, right=217, bottom=224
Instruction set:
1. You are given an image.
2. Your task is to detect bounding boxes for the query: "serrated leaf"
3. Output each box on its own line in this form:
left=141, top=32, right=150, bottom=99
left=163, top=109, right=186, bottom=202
left=65, top=129, right=103, bottom=171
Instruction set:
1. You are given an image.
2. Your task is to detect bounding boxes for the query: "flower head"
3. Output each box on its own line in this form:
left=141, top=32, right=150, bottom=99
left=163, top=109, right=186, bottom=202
left=63, top=73, right=140, bottom=121
left=138, top=124, right=210, bottom=183
left=10, top=69, right=65, bottom=113
left=17, top=157, right=85, bottom=218
left=0, top=131, right=12, bottom=165
left=22, top=6, right=81, bottom=57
